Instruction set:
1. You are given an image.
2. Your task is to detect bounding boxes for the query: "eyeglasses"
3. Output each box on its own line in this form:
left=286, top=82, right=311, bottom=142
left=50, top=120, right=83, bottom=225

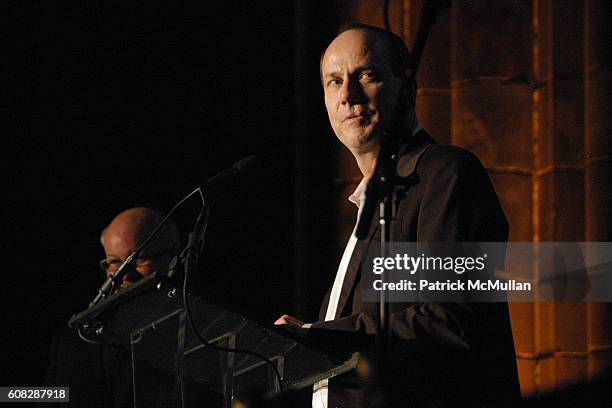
left=99, top=248, right=176, bottom=273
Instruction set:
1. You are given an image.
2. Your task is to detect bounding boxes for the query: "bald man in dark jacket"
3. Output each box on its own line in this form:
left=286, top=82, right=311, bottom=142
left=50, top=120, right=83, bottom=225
left=276, top=23, right=520, bottom=408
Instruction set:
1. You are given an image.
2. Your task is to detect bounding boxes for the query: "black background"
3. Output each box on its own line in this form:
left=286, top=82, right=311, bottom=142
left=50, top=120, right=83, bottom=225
left=12, top=0, right=341, bottom=388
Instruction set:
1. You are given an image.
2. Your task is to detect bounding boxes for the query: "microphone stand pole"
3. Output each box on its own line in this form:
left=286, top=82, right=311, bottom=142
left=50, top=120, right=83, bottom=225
left=375, top=133, right=399, bottom=349
left=172, top=204, right=209, bottom=408
left=182, top=205, right=210, bottom=279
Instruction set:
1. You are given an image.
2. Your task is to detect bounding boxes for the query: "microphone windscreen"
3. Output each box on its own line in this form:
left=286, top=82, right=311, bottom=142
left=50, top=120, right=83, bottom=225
left=232, top=155, right=257, bottom=173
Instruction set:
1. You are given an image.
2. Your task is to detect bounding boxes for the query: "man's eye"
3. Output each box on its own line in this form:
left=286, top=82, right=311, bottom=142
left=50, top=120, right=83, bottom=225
left=328, top=79, right=342, bottom=87
left=360, top=72, right=376, bottom=81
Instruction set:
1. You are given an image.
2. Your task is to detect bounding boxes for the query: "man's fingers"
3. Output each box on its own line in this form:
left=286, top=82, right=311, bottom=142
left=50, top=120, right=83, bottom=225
left=274, top=315, right=290, bottom=325
left=274, top=315, right=306, bottom=328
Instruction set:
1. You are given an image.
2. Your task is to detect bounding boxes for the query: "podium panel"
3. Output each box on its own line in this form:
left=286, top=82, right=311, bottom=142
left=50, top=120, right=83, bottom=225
left=70, top=273, right=358, bottom=407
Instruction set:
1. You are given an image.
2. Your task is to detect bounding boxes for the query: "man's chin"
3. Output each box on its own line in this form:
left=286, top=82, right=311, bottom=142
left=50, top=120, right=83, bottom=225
left=341, top=130, right=379, bottom=151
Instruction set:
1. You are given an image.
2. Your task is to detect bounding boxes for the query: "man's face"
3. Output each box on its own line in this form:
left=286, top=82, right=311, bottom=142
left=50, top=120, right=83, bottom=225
left=101, top=222, right=173, bottom=290
left=321, top=29, right=404, bottom=153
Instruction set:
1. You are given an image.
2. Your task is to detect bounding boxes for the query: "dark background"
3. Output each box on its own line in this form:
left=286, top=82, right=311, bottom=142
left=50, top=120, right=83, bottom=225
left=11, top=0, right=342, bottom=388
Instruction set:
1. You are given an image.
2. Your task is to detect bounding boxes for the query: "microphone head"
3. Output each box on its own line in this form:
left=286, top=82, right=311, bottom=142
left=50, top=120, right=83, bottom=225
left=232, top=155, right=257, bottom=174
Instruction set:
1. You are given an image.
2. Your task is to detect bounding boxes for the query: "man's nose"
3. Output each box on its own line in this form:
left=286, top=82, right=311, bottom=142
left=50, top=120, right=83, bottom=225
left=339, top=79, right=363, bottom=105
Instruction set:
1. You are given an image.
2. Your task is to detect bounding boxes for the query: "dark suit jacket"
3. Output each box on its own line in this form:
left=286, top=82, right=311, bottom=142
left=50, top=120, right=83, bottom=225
left=42, top=326, right=219, bottom=408
left=308, top=131, right=521, bottom=407
left=40, top=326, right=134, bottom=408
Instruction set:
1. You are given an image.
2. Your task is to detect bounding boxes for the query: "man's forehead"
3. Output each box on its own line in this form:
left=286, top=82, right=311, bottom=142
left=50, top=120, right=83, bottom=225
left=322, top=29, right=390, bottom=71
left=104, top=227, right=135, bottom=246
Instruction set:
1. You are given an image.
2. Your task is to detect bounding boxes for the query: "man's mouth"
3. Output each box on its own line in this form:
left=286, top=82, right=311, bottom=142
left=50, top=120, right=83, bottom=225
left=344, top=113, right=369, bottom=122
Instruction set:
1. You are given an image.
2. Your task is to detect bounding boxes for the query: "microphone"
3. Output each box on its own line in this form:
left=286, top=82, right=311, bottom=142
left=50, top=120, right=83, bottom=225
left=232, top=154, right=257, bottom=173
left=87, top=155, right=257, bottom=308
left=199, top=155, right=257, bottom=186
left=181, top=155, right=257, bottom=278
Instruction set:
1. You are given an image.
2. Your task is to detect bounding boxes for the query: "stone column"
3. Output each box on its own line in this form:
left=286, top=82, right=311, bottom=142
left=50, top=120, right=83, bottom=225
left=533, top=0, right=587, bottom=394
left=585, top=0, right=612, bottom=380
left=451, top=0, right=535, bottom=396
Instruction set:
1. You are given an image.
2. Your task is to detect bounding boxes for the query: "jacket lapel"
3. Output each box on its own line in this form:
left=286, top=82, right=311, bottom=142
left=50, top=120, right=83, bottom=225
left=334, top=215, right=379, bottom=319
left=333, top=130, right=435, bottom=319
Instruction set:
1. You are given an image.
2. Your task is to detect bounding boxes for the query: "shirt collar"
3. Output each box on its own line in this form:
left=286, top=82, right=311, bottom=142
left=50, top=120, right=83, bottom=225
left=348, top=177, right=368, bottom=208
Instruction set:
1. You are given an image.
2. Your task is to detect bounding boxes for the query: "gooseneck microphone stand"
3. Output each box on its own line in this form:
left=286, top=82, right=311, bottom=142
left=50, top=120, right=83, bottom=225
left=75, top=155, right=285, bottom=399
left=87, top=155, right=255, bottom=308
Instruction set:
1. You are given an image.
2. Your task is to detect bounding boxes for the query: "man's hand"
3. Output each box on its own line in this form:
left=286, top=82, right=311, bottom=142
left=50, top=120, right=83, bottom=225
left=274, top=314, right=310, bottom=335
